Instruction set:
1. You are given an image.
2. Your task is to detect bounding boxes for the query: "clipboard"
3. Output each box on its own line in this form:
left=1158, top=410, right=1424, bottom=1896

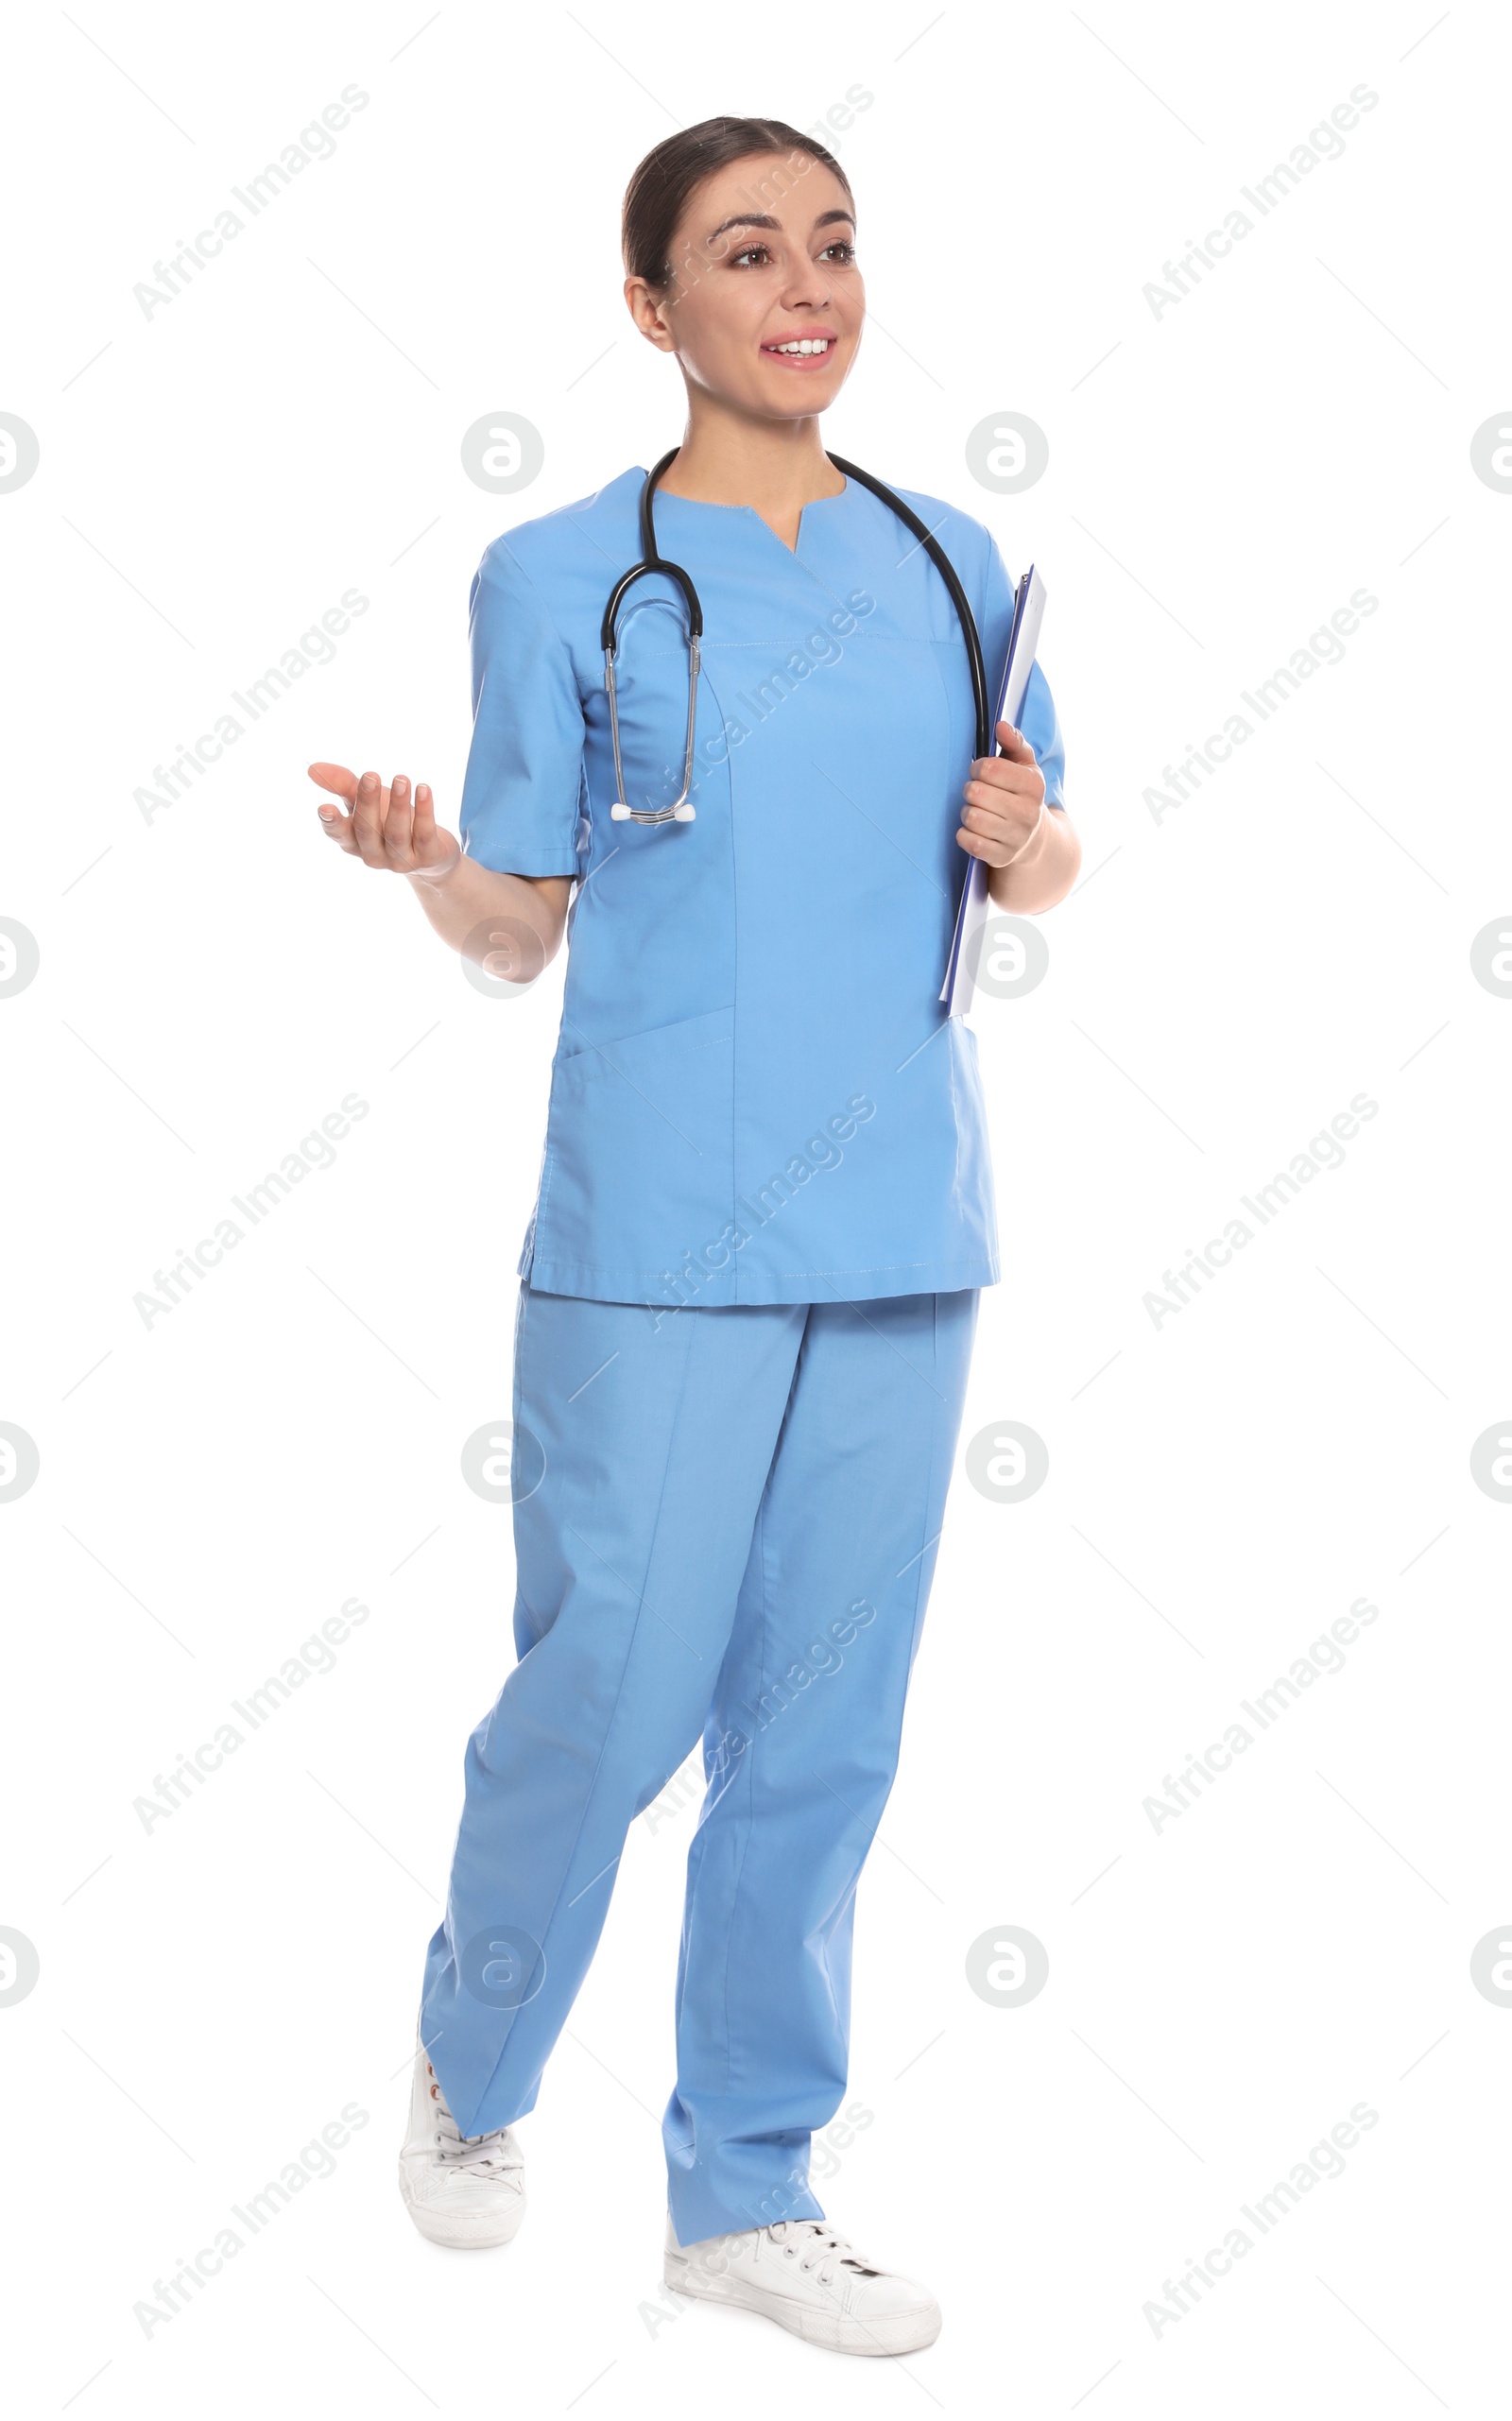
left=940, top=565, right=1047, bottom=1017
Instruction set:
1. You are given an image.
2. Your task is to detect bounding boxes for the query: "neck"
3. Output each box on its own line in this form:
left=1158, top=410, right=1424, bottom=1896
left=656, top=388, right=844, bottom=517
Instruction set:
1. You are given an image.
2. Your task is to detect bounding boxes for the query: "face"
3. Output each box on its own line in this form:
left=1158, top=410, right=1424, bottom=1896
left=626, top=151, right=864, bottom=418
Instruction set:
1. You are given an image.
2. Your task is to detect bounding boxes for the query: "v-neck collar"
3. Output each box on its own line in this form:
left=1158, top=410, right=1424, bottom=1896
left=640, top=470, right=850, bottom=559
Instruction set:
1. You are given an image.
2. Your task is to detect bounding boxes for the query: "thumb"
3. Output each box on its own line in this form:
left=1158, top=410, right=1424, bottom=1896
left=308, top=761, right=358, bottom=803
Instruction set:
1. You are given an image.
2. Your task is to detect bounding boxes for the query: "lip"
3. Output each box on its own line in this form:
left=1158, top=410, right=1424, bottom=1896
left=759, top=330, right=839, bottom=369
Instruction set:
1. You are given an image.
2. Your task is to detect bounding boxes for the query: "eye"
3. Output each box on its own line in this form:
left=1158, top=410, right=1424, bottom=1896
left=730, top=243, right=772, bottom=268
left=819, top=241, right=856, bottom=265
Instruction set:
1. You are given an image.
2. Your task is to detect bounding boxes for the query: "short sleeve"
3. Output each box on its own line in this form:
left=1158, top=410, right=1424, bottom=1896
left=457, top=540, right=586, bottom=878
left=981, top=533, right=1066, bottom=810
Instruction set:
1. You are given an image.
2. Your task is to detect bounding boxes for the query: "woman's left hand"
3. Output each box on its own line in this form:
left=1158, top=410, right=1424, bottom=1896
left=955, top=719, right=1046, bottom=867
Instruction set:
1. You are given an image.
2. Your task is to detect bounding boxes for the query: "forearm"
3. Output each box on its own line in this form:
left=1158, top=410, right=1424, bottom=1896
left=408, top=857, right=571, bottom=975
left=985, top=804, right=1081, bottom=915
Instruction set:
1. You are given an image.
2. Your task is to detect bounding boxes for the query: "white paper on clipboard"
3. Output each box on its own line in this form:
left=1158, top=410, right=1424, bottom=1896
left=940, top=565, right=1047, bottom=1017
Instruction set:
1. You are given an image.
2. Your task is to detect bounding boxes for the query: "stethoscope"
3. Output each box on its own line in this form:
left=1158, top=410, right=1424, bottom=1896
left=604, top=447, right=992, bottom=823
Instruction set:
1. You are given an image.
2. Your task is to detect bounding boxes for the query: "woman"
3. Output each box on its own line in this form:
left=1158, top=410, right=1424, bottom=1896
left=311, top=115, right=1078, bottom=2359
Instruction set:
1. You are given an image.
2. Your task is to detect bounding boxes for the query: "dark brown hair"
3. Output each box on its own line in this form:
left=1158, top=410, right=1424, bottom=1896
left=622, top=116, right=854, bottom=291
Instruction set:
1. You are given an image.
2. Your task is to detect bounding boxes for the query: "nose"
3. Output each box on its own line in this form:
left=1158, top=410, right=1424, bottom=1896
left=778, top=271, right=831, bottom=314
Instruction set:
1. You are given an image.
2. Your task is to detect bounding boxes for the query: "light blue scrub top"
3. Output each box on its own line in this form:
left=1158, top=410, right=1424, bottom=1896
left=459, top=465, right=1066, bottom=1312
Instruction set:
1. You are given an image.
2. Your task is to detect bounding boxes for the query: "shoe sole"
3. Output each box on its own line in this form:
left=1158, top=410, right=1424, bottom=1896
left=664, top=2259, right=941, bottom=2356
left=399, top=2168, right=526, bottom=2250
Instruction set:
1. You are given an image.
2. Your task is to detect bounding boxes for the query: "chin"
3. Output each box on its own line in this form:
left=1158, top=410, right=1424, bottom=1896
left=753, top=372, right=849, bottom=418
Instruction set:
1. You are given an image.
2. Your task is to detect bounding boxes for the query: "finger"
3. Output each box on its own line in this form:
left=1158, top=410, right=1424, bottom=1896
left=960, top=811, right=1033, bottom=863
left=955, top=825, right=1008, bottom=863
left=385, top=772, right=417, bottom=865
left=410, top=781, right=458, bottom=873
left=993, top=720, right=1039, bottom=765
left=960, top=799, right=1022, bottom=838
left=964, top=766, right=1040, bottom=806
left=308, top=761, right=360, bottom=805
left=350, top=768, right=389, bottom=865
left=317, top=804, right=361, bottom=853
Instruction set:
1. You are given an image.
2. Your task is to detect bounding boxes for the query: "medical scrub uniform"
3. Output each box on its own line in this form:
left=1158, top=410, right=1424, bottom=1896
left=420, top=465, right=1066, bottom=2245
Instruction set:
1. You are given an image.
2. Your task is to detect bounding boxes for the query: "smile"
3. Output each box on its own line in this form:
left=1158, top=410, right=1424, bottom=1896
left=761, top=337, right=834, bottom=358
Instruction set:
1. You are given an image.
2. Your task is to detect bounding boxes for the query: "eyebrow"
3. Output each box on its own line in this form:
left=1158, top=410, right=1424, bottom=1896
left=705, top=208, right=856, bottom=245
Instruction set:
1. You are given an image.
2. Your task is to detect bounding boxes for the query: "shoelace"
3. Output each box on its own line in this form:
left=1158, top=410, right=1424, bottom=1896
left=424, top=2058, right=522, bottom=2176
left=763, top=2218, right=880, bottom=2286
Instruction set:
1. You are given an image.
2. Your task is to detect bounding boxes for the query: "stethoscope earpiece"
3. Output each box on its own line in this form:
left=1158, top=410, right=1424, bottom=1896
left=610, top=799, right=696, bottom=824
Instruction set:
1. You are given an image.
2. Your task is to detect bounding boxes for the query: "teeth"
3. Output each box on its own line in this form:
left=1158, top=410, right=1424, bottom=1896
left=769, top=338, right=832, bottom=354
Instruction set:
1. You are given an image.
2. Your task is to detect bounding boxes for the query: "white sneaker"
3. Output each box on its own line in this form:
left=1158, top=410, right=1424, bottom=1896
left=397, top=2028, right=526, bottom=2249
left=663, top=2214, right=942, bottom=2356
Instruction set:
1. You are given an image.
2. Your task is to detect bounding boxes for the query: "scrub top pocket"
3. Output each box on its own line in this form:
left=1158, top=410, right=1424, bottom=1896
left=525, top=1005, right=737, bottom=1300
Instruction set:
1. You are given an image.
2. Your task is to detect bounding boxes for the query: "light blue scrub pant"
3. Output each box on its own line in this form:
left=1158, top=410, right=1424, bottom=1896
left=420, top=1280, right=978, bottom=2246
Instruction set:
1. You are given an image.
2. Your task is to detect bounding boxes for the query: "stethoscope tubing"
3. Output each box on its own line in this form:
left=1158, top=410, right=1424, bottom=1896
left=603, top=447, right=992, bottom=825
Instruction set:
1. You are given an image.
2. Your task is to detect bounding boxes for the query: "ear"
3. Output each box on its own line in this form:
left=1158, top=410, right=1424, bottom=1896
left=624, top=276, right=678, bottom=353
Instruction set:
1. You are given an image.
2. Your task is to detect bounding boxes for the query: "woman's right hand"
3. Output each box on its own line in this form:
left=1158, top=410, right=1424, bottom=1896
left=308, top=763, right=462, bottom=881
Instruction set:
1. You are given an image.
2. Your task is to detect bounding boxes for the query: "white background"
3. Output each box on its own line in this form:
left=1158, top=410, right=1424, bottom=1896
left=4, top=1, right=1509, bottom=2412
